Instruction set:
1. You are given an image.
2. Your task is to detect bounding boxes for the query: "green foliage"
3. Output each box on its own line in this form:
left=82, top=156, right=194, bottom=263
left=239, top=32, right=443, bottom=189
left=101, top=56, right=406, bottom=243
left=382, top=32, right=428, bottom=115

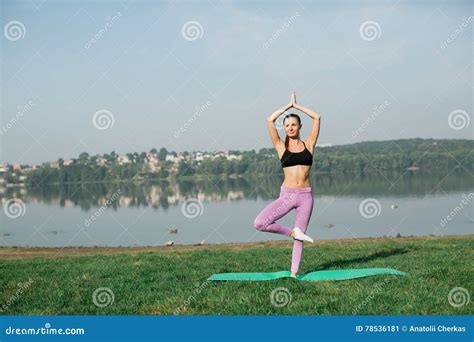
left=23, top=139, right=474, bottom=185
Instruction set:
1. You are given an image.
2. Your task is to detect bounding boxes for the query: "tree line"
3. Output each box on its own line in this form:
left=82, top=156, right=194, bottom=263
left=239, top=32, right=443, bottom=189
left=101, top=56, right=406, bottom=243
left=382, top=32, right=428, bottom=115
left=23, top=138, right=473, bottom=186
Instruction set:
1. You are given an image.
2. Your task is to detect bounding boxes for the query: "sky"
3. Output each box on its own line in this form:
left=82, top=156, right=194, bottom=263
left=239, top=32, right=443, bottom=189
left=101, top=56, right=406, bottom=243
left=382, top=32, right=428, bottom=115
left=1, top=0, right=473, bottom=164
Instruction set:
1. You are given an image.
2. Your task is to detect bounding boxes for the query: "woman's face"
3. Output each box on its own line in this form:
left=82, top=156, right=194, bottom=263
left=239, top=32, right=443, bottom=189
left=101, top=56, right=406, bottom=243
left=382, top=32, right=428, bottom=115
left=284, top=117, right=301, bottom=138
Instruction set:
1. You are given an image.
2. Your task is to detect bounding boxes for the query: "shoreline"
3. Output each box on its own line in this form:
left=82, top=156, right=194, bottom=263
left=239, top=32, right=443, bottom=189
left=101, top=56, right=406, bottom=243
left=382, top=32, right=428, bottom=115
left=1, top=234, right=472, bottom=259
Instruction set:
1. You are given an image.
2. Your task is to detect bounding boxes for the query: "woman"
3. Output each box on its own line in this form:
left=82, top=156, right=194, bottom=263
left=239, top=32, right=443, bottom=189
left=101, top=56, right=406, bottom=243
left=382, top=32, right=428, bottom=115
left=253, top=91, right=321, bottom=278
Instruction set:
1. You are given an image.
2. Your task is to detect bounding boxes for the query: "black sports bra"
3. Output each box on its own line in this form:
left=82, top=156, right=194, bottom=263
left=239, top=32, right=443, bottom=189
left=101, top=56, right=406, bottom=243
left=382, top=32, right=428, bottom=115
left=280, top=141, right=313, bottom=168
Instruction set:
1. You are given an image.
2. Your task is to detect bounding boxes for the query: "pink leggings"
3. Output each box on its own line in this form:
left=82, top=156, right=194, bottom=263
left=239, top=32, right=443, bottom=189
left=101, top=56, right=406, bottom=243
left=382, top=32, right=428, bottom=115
left=253, top=185, right=314, bottom=274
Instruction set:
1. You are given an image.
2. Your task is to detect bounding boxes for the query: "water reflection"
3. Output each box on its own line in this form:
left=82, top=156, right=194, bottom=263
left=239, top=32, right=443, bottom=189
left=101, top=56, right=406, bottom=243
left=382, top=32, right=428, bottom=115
left=1, top=170, right=472, bottom=247
left=1, top=170, right=471, bottom=211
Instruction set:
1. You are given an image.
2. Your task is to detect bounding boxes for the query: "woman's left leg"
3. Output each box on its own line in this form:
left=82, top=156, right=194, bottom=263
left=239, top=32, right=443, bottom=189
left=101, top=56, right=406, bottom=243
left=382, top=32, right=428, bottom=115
left=253, top=190, right=295, bottom=236
left=290, top=192, right=314, bottom=275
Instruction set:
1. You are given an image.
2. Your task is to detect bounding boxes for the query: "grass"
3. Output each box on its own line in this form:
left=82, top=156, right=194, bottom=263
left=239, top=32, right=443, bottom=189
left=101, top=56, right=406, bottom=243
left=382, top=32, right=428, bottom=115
left=0, top=235, right=472, bottom=315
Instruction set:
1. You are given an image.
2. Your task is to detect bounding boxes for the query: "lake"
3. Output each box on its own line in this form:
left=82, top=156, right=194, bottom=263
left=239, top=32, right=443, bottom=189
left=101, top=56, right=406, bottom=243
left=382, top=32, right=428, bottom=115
left=1, top=170, right=472, bottom=247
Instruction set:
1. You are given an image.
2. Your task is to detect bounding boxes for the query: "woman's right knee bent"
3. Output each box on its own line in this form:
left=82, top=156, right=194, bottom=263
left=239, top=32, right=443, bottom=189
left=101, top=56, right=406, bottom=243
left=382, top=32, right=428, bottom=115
left=253, top=217, right=268, bottom=231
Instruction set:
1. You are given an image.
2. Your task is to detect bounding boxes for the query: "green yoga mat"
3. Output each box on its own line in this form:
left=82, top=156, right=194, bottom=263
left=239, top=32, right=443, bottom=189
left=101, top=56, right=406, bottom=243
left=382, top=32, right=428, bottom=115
left=208, top=268, right=407, bottom=282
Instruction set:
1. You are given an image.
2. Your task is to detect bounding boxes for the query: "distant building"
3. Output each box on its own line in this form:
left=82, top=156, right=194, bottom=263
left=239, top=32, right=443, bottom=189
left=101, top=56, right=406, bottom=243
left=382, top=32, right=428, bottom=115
left=0, top=163, right=6, bottom=185
left=212, top=151, right=227, bottom=159
left=96, top=157, right=107, bottom=166
left=228, top=154, right=242, bottom=160
left=318, top=143, right=333, bottom=147
left=146, top=153, right=159, bottom=164
left=117, top=155, right=131, bottom=164
left=21, top=166, right=35, bottom=173
left=165, top=154, right=179, bottom=163
left=0, top=164, right=6, bottom=186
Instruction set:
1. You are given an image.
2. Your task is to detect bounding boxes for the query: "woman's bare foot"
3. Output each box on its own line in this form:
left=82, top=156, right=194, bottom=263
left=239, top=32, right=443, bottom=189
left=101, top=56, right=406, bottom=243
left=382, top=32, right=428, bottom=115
left=290, top=273, right=297, bottom=278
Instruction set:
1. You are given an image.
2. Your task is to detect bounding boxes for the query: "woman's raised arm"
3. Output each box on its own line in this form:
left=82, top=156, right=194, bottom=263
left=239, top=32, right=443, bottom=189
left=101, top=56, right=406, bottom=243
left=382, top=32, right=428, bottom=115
left=292, top=93, right=321, bottom=147
left=266, top=98, right=292, bottom=147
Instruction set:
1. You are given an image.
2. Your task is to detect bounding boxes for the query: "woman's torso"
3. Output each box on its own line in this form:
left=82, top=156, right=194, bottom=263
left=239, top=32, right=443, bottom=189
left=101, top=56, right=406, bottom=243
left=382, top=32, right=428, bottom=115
left=276, top=140, right=314, bottom=188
